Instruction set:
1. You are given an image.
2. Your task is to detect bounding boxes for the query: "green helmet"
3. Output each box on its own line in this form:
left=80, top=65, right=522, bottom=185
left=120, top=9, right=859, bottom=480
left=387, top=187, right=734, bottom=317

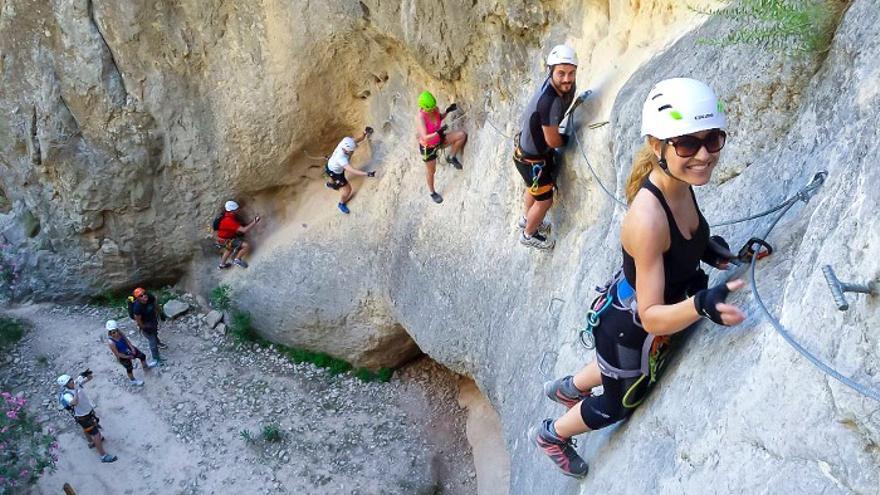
left=418, top=91, right=437, bottom=111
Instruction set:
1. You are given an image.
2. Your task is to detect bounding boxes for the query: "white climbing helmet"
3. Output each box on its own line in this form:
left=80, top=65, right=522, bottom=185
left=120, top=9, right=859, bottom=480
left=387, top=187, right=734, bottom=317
left=546, top=44, right=578, bottom=67
left=640, top=78, right=727, bottom=140
left=105, top=319, right=119, bottom=331
left=340, top=137, right=357, bottom=153
left=56, top=374, right=72, bottom=386
left=224, top=200, right=239, bottom=212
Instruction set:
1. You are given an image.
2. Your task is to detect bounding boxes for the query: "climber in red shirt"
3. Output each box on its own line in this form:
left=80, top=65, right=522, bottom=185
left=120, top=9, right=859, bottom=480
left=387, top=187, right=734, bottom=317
left=215, top=200, right=260, bottom=269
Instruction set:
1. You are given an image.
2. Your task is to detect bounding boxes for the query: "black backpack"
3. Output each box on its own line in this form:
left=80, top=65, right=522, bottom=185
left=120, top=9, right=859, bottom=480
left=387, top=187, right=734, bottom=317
left=127, top=295, right=136, bottom=320
left=211, top=213, right=224, bottom=231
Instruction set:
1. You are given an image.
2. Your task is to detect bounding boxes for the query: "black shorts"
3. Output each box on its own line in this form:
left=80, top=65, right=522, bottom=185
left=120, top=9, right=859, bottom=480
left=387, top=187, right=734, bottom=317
left=513, top=152, right=558, bottom=201
left=75, top=411, right=101, bottom=435
left=418, top=138, right=446, bottom=162
left=118, top=349, right=146, bottom=372
left=218, top=237, right=244, bottom=252
left=325, top=166, right=348, bottom=190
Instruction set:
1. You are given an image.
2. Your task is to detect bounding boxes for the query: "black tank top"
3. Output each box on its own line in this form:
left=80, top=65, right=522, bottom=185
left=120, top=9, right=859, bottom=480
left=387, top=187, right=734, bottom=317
left=622, top=179, right=709, bottom=304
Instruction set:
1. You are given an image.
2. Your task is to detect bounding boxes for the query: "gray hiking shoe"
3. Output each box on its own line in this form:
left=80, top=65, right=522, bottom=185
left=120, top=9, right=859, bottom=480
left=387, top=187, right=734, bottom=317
left=100, top=454, right=118, bottom=463
left=543, top=375, right=591, bottom=409
left=517, top=216, right=551, bottom=235
left=430, top=192, right=443, bottom=204
left=130, top=379, right=144, bottom=387
left=519, top=231, right=555, bottom=250
left=529, top=419, right=589, bottom=479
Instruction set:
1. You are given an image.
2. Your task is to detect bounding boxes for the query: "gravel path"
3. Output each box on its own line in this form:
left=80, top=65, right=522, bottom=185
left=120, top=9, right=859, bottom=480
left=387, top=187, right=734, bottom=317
left=0, top=303, right=477, bottom=495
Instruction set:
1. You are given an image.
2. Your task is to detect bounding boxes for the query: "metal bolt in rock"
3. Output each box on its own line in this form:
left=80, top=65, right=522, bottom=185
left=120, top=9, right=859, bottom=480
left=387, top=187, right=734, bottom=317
left=821, top=265, right=877, bottom=311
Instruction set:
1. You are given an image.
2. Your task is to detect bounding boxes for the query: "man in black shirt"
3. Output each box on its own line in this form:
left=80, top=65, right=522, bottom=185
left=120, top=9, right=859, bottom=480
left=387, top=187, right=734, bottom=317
left=513, top=44, right=578, bottom=250
left=131, top=287, right=166, bottom=364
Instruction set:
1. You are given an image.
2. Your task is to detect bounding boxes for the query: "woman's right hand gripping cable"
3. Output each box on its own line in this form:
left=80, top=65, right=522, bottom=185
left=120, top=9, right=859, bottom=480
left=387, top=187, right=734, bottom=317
left=694, top=279, right=746, bottom=326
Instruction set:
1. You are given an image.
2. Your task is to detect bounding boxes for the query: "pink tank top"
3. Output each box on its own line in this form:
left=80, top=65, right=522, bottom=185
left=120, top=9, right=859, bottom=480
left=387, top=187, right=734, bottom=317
left=419, top=109, right=442, bottom=148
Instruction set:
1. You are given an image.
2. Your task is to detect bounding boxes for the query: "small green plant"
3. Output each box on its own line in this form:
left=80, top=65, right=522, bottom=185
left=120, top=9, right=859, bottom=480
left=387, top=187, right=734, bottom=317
left=229, top=310, right=259, bottom=343
left=692, top=0, right=848, bottom=54
left=353, top=367, right=394, bottom=383
left=0, top=244, right=19, bottom=300
left=35, top=354, right=49, bottom=367
left=156, top=287, right=179, bottom=306
left=261, top=423, right=283, bottom=443
left=209, top=285, right=232, bottom=311
left=239, top=429, right=255, bottom=443
left=0, top=392, right=58, bottom=491
left=90, top=289, right=129, bottom=318
left=0, top=317, right=26, bottom=353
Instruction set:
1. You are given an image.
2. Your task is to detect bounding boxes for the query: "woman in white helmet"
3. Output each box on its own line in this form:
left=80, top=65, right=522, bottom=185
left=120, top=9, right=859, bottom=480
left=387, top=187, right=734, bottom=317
left=325, top=128, right=376, bottom=214
left=531, top=78, right=746, bottom=478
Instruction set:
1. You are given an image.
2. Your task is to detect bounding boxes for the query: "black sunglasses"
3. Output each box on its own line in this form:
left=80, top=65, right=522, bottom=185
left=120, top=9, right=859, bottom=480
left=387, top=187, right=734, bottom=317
left=666, top=130, right=726, bottom=158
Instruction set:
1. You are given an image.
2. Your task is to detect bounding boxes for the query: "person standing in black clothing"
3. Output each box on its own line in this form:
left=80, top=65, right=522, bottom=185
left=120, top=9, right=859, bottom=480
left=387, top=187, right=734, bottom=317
left=131, top=287, right=166, bottom=364
left=531, top=78, right=746, bottom=478
left=513, top=44, right=578, bottom=250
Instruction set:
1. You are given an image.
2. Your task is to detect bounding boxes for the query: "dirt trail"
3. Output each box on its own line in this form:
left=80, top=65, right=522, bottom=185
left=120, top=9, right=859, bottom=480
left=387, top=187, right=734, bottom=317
left=1, top=303, right=477, bottom=495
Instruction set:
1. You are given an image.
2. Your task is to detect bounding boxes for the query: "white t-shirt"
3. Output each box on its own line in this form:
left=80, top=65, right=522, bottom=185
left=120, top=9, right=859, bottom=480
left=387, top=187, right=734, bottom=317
left=327, top=144, right=350, bottom=175
left=62, top=384, right=93, bottom=417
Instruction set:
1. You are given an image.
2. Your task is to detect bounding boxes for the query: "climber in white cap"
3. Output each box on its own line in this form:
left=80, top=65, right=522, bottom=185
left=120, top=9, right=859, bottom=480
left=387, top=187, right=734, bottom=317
left=325, top=127, right=376, bottom=214
left=214, top=199, right=261, bottom=269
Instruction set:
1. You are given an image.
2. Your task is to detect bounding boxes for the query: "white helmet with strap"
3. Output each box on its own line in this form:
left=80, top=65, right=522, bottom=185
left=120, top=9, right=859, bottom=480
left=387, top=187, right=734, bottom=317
left=340, top=137, right=357, bottom=153
left=640, top=78, right=727, bottom=139
left=546, top=44, right=578, bottom=67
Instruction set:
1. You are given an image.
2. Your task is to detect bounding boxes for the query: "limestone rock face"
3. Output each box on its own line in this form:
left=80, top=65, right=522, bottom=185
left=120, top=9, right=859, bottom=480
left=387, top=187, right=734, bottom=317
left=2, top=0, right=879, bottom=493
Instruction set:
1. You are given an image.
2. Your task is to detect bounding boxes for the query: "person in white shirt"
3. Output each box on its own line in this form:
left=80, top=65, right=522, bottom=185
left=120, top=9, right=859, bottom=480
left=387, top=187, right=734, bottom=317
left=325, top=127, right=377, bottom=214
left=57, top=371, right=118, bottom=463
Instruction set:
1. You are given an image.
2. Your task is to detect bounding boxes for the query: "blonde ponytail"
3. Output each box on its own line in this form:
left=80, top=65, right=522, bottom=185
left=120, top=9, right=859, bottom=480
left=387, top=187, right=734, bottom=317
left=625, top=141, right=659, bottom=204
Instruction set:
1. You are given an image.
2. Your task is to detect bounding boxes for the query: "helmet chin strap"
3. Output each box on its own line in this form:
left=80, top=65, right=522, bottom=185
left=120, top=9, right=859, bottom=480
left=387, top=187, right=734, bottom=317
left=657, top=141, right=687, bottom=184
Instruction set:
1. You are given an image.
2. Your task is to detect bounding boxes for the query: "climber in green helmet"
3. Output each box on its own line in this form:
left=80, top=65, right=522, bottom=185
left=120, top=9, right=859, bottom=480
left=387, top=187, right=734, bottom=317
left=416, top=90, right=467, bottom=204
left=530, top=78, right=747, bottom=479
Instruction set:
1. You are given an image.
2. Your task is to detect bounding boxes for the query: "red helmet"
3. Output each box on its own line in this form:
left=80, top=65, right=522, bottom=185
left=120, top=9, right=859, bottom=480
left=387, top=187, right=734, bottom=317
left=133, top=287, right=146, bottom=297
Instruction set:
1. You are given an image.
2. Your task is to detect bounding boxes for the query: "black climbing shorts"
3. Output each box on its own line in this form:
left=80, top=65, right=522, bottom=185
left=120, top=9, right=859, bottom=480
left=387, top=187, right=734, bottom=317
left=118, top=349, right=146, bottom=372
left=325, top=166, right=348, bottom=190
left=218, top=237, right=244, bottom=252
left=419, top=138, right=446, bottom=163
left=578, top=305, right=653, bottom=430
left=513, top=152, right=558, bottom=202
left=75, top=410, right=101, bottom=435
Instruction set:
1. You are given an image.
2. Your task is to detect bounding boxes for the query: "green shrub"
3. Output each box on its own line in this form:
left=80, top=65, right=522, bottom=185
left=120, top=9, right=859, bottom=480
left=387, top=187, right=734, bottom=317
left=693, top=0, right=848, bottom=54
left=239, top=429, right=255, bottom=443
left=261, top=423, right=282, bottom=443
left=353, top=367, right=394, bottom=383
left=156, top=288, right=179, bottom=306
left=0, top=317, right=26, bottom=353
left=228, top=310, right=258, bottom=342
left=0, top=392, right=58, bottom=491
left=209, top=285, right=232, bottom=311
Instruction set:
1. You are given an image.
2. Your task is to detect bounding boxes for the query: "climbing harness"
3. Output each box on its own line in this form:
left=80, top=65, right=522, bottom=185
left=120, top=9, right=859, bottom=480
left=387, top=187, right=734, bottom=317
left=576, top=270, right=674, bottom=408
left=749, top=172, right=880, bottom=403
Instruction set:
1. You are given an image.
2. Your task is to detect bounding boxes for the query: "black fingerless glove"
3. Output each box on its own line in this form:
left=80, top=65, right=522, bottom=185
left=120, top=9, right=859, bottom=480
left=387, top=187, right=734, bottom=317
left=367, top=171, right=376, bottom=178
left=702, top=235, right=732, bottom=268
left=694, top=283, right=731, bottom=325
left=445, top=103, right=458, bottom=113
left=437, top=124, right=448, bottom=139
left=364, top=126, right=374, bottom=135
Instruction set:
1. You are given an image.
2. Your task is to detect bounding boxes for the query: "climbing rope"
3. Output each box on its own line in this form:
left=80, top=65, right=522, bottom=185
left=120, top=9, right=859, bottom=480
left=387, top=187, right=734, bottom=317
left=303, top=151, right=329, bottom=161
left=485, top=117, right=513, bottom=140
left=747, top=171, right=880, bottom=403
left=711, top=175, right=828, bottom=227
left=573, top=128, right=628, bottom=208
